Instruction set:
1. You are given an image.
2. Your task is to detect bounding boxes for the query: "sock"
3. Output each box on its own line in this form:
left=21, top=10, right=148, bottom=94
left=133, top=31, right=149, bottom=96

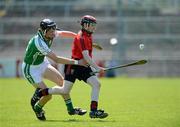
left=32, top=88, right=41, bottom=99
left=37, top=88, right=49, bottom=98
left=31, top=88, right=41, bottom=106
left=34, top=102, right=43, bottom=112
left=65, top=99, right=74, bottom=113
left=91, top=101, right=98, bottom=111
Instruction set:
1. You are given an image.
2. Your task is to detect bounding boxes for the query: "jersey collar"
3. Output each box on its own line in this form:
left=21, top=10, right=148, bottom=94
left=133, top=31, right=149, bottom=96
left=37, top=30, right=46, bottom=41
left=81, top=29, right=92, bottom=37
left=37, top=30, right=52, bottom=46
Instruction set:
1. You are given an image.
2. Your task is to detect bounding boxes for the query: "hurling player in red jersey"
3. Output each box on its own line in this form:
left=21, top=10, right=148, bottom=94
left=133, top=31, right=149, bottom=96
left=63, top=15, right=108, bottom=119
left=37, top=15, right=108, bottom=119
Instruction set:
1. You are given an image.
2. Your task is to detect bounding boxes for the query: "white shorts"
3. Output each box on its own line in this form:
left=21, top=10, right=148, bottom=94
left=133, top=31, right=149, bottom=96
left=22, top=58, right=50, bottom=84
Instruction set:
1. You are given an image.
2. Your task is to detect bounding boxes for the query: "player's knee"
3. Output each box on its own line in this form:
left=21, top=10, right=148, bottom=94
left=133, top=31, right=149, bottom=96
left=58, top=80, right=64, bottom=86
left=54, top=76, right=64, bottom=86
left=93, top=81, right=101, bottom=89
left=54, top=78, right=63, bottom=87
left=61, top=81, right=73, bottom=94
left=97, top=81, right=101, bottom=88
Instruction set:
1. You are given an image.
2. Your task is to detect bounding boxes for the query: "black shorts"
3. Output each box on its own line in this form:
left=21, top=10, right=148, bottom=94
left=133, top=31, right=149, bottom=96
left=64, top=65, right=95, bottom=83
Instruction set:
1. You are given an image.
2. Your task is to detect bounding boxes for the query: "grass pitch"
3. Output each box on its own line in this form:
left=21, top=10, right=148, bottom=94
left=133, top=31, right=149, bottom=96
left=0, top=77, right=180, bottom=127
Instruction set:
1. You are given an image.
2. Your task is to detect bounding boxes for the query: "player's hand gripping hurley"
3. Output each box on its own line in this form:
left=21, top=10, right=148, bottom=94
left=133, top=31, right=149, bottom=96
left=90, top=60, right=147, bottom=75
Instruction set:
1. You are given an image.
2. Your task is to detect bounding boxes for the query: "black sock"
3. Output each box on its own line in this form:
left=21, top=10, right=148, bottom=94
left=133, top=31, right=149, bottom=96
left=34, top=88, right=41, bottom=98
left=31, top=88, right=41, bottom=106
left=37, top=88, right=49, bottom=98
left=91, top=101, right=98, bottom=111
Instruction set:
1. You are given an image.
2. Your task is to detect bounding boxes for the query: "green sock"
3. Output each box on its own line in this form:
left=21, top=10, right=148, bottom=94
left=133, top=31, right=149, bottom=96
left=65, top=99, right=74, bottom=113
left=34, top=102, right=43, bottom=112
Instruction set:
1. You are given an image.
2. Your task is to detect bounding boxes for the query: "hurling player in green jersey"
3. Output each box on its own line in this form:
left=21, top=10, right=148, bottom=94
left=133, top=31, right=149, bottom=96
left=22, top=19, right=87, bottom=120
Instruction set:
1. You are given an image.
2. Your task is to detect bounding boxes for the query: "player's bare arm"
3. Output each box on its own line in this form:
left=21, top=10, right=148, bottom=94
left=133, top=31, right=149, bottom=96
left=57, top=30, right=77, bottom=38
left=47, top=51, right=86, bottom=66
left=57, top=30, right=103, bottom=50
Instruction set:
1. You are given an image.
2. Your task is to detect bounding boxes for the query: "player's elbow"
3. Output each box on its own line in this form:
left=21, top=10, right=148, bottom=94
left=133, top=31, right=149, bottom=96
left=47, top=51, right=59, bottom=63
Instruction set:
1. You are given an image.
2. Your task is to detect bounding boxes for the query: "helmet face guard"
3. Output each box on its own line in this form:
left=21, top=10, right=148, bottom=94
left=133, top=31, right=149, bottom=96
left=80, top=15, right=97, bottom=34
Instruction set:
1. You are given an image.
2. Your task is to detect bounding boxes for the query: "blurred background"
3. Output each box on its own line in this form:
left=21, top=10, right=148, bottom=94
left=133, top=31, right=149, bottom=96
left=0, top=0, right=180, bottom=78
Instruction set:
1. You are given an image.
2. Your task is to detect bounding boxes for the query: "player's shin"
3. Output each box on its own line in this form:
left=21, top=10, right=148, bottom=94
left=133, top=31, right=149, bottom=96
left=35, top=95, right=52, bottom=109
left=87, top=76, right=101, bottom=111
left=64, top=97, right=75, bottom=114
left=90, top=87, right=100, bottom=111
left=37, top=83, right=72, bottom=97
left=48, top=81, right=73, bottom=95
left=33, top=95, right=52, bottom=120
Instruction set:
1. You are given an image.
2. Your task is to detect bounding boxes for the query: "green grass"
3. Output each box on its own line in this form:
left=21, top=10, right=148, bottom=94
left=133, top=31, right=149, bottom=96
left=0, top=77, right=180, bottom=127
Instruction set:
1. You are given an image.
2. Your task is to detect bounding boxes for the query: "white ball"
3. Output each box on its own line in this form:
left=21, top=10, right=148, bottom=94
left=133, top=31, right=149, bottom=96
left=110, top=38, right=118, bottom=45
left=139, top=44, right=144, bottom=50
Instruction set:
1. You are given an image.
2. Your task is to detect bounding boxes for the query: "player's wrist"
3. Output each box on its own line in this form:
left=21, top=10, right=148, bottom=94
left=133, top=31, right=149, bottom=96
left=74, top=60, right=78, bottom=65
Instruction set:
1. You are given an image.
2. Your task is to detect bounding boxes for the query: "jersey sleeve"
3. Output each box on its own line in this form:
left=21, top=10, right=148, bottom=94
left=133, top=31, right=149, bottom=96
left=34, top=36, right=51, bottom=55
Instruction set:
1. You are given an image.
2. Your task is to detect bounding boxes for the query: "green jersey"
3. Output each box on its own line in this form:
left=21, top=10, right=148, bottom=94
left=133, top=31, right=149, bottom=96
left=24, top=30, right=52, bottom=65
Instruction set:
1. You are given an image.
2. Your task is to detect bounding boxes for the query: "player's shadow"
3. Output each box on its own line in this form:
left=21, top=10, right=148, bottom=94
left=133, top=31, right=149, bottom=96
left=46, top=119, right=116, bottom=123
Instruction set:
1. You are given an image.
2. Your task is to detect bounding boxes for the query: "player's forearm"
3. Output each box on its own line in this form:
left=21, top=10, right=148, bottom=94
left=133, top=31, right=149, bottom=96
left=82, top=51, right=99, bottom=70
left=56, top=56, right=77, bottom=65
left=57, top=31, right=77, bottom=38
left=47, top=51, right=78, bottom=65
